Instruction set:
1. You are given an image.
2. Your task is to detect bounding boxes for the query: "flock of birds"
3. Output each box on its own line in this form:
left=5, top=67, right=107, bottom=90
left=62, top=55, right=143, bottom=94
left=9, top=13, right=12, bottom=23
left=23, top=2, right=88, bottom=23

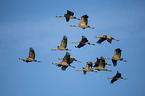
left=19, top=10, right=127, bottom=84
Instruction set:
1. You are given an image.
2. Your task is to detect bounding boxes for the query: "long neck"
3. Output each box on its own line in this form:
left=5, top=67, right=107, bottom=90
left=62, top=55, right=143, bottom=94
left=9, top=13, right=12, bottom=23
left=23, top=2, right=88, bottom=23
left=19, top=58, right=25, bottom=60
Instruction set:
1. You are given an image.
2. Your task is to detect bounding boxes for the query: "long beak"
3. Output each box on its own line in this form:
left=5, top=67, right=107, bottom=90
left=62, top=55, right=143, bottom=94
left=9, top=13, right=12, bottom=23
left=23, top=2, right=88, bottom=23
left=51, top=49, right=57, bottom=51
left=107, top=78, right=112, bottom=79
left=105, top=58, right=111, bottom=59
left=121, top=77, right=127, bottom=80
left=76, top=61, right=81, bottom=63
left=58, top=58, right=62, bottom=60
left=56, top=16, right=64, bottom=17
left=123, top=60, right=127, bottom=62
left=19, top=58, right=24, bottom=60
left=52, top=63, right=58, bottom=64
left=73, top=17, right=80, bottom=20
left=69, top=65, right=75, bottom=68
left=90, top=27, right=95, bottom=29
left=106, top=63, right=111, bottom=66
left=70, top=25, right=76, bottom=27
left=88, top=43, right=95, bottom=45
left=67, top=49, right=72, bottom=51
left=108, top=70, right=112, bottom=72
left=120, top=59, right=127, bottom=62
left=72, top=42, right=79, bottom=44
left=35, top=60, right=40, bottom=63
left=114, top=38, right=120, bottom=41
left=94, top=36, right=100, bottom=38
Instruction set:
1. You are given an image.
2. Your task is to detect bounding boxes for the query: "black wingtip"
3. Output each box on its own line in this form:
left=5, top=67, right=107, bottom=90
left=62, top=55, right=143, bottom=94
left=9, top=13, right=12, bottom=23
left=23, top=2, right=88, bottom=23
left=29, top=47, right=34, bottom=52
left=63, top=35, right=67, bottom=39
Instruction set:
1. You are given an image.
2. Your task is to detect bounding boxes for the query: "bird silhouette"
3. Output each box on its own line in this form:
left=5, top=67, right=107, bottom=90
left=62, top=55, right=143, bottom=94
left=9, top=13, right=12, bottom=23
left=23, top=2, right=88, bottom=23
left=19, top=47, right=40, bottom=63
left=70, top=14, right=94, bottom=29
left=56, top=10, right=80, bottom=22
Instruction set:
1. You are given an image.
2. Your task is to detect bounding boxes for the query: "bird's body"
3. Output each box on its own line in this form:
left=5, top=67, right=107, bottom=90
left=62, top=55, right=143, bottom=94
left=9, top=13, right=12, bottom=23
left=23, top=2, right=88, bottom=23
left=72, top=36, right=95, bottom=48
left=76, top=62, right=97, bottom=75
left=51, top=35, right=72, bottom=51
left=58, top=56, right=81, bottom=63
left=111, top=71, right=121, bottom=83
left=107, top=71, right=127, bottom=84
left=105, top=48, right=127, bottom=66
left=19, top=47, right=40, bottom=63
left=95, top=35, right=119, bottom=44
left=52, top=52, right=75, bottom=71
left=93, top=57, right=111, bottom=72
left=56, top=10, right=80, bottom=22
left=70, top=15, right=94, bottom=29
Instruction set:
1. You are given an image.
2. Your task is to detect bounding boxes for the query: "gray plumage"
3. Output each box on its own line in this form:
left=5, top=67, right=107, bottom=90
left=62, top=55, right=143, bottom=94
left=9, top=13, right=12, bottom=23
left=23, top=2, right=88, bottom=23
left=70, top=14, right=94, bottom=29
left=74, top=36, right=95, bottom=48
left=51, top=35, right=71, bottom=51
left=105, top=48, right=127, bottom=66
left=52, top=52, right=75, bottom=71
left=95, top=35, right=119, bottom=44
left=56, top=10, right=80, bottom=22
left=19, top=47, right=40, bottom=63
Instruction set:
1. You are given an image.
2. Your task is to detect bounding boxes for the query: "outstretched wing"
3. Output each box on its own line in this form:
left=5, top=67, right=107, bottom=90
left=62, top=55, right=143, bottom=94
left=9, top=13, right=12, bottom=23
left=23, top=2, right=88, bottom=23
left=76, top=42, right=86, bottom=48
left=28, top=47, right=35, bottom=59
left=60, top=35, right=67, bottom=48
left=112, top=59, right=117, bottom=66
left=76, top=36, right=88, bottom=48
left=107, top=39, right=113, bottom=44
left=111, top=71, right=121, bottom=83
left=97, top=37, right=107, bottom=44
left=106, top=35, right=113, bottom=44
left=94, top=58, right=100, bottom=67
left=82, top=36, right=88, bottom=42
left=80, top=15, right=88, bottom=25
left=111, top=77, right=118, bottom=84
left=115, top=48, right=122, bottom=57
left=62, top=52, right=70, bottom=64
left=99, top=57, right=106, bottom=68
left=67, top=10, right=74, bottom=16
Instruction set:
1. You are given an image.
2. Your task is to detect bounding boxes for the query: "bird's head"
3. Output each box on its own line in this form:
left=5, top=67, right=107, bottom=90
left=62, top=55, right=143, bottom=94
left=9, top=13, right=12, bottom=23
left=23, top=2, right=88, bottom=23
left=95, top=36, right=99, bottom=38
left=70, top=25, right=76, bottom=27
left=19, top=58, right=22, bottom=60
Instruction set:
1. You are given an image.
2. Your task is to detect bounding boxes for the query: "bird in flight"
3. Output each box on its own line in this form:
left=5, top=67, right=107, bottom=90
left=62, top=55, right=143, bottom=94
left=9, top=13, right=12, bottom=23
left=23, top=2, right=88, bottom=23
left=19, top=47, right=40, bottom=63
left=70, top=14, right=94, bottom=29
left=105, top=48, right=127, bottom=66
left=107, top=71, right=127, bottom=84
left=72, top=36, right=95, bottom=48
left=56, top=10, right=80, bottom=22
left=95, top=34, right=119, bottom=44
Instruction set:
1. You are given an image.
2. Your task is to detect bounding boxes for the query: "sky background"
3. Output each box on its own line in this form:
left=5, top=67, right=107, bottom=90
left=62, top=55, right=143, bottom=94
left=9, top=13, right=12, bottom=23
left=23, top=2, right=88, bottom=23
left=0, top=0, right=145, bottom=96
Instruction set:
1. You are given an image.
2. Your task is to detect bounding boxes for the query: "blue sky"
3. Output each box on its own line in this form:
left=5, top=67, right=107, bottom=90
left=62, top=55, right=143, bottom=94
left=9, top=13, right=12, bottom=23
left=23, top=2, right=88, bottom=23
left=0, top=0, right=145, bottom=96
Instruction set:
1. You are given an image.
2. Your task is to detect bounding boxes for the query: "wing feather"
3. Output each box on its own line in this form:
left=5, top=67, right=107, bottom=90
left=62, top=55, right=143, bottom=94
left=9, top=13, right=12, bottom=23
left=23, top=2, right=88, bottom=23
left=112, top=59, right=117, bottom=66
left=107, top=39, right=113, bottom=44
left=62, top=52, right=70, bottom=64
left=99, top=57, right=106, bottom=68
left=67, top=10, right=74, bottom=16
left=111, top=71, right=121, bottom=84
left=28, top=47, right=35, bottom=59
left=115, top=48, right=122, bottom=57
left=97, top=37, right=107, bottom=44
left=60, top=35, right=67, bottom=48
left=80, top=15, right=88, bottom=25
